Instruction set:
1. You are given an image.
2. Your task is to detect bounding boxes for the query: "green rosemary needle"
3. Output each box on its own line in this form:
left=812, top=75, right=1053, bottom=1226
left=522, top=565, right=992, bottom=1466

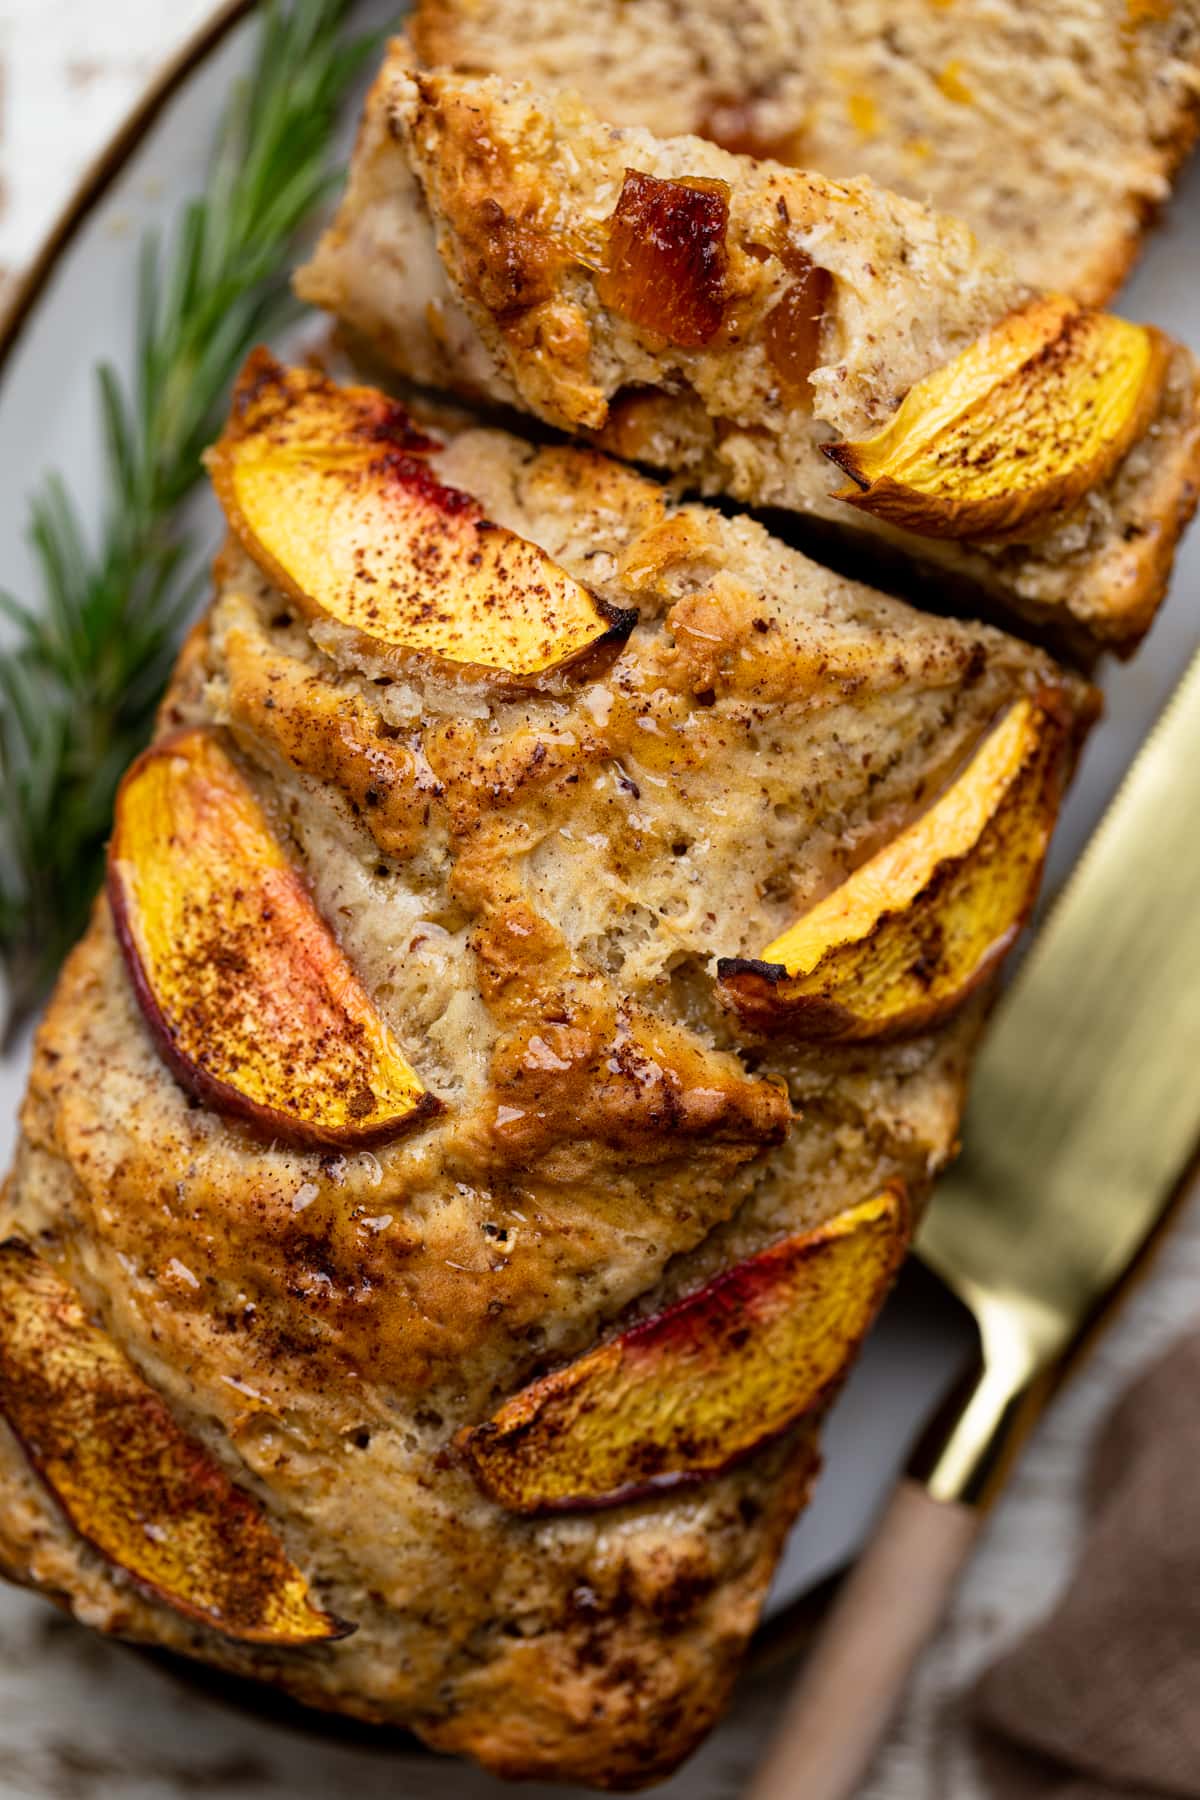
left=0, top=0, right=376, bottom=1034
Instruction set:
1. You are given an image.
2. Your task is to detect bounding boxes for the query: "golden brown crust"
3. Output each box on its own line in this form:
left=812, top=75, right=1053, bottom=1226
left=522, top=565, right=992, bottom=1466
left=0, top=414, right=1095, bottom=1786
left=296, top=45, right=1200, bottom=657
left=408, top=0, right=472, bottom=68
left=222, top=605, right=444, bottom=862
left=1077, top=354, right=1200, bottom=650
left=417, top=1433, right=820, bottom=1789
left=410, top=0, right=1200, bottom=307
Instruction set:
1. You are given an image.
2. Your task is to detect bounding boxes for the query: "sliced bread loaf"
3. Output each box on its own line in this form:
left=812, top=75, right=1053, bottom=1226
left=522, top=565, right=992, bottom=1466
left=0, top=355, right=1094, bottom=1789
left=296, top=46, right=1200, bottom=657
left=412, top=0, right=1200, bottom=303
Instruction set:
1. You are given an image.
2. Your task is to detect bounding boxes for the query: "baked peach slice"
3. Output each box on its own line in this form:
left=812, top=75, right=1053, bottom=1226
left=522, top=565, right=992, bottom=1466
left=210, top=351, right=635, bottom=682
left=719, top=697, right=1063, bottom=1038
left=0, top=1239, right=350, bottom=1643
left=108, top=726, right=437, bottom=1148
left=461, top=1186, right=907, bottom=1512
left=763, top=250, right=833, bottom=407
left=825, top=296, right=1170, bottom=539
left=596, top=169, right=730, bottom=348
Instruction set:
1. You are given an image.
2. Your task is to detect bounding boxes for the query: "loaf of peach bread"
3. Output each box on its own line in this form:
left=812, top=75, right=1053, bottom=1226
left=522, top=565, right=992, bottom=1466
left=0, top=354, right=1094, bottom=1788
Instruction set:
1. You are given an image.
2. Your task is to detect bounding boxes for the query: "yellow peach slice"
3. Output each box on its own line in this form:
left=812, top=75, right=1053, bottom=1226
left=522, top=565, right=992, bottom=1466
left=719, top=697, right=1064, bottom=1037
left=0, top=1240, right=351, bottom=1643
left=824, top=296, right=1170, bottom=539
left=210, top=352, right=635, bottom=681
left=460, top=1186, right=908, bottom=1512
left=108, top=726, right=437, bottom=1147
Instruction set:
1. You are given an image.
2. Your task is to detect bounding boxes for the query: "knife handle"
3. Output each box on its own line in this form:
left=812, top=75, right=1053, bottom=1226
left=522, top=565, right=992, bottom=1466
left=744, top=1479, right=979, bottom=1800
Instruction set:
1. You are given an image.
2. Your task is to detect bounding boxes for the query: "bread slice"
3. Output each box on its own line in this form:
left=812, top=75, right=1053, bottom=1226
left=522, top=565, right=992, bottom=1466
left=295, top=47, right=1200, bottom=660
left=0, top=358, right=1094, bottom=1788
left=412, top=0, right=1200, bottom=305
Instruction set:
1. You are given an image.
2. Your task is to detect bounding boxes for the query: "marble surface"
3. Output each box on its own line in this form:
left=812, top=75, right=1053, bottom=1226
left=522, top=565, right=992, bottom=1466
left=1, top=5, right=1198, bottom=1798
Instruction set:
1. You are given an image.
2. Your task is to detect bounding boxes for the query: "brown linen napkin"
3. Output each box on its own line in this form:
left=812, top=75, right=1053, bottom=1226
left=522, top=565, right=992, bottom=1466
left=972, top=1329, right=1200, bottom=1799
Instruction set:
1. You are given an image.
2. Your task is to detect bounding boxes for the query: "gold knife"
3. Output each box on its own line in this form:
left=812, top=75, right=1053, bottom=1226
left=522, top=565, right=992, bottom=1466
left=748, top=645, right=1200, bottom=1800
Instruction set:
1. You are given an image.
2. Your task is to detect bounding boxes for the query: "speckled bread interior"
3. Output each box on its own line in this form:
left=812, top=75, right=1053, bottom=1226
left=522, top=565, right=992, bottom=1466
left=411, top=0, right=1200, bottom=306
left=295, top=43, right=1200, bottom=659
left=0, top=407, right=1094, bottom=1788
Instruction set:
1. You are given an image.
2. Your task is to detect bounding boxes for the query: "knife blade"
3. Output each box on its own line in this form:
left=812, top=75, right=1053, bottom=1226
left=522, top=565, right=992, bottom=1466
left=918, top=639, right=1200, bottom=1500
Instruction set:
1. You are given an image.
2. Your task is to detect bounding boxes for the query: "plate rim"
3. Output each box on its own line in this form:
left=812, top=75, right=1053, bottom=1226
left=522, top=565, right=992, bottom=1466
left=0, top=0, right=256, bottom=384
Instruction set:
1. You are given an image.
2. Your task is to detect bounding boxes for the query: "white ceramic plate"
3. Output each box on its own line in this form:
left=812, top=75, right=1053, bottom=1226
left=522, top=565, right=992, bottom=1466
left=1, top=7, right=1198, bottom=1795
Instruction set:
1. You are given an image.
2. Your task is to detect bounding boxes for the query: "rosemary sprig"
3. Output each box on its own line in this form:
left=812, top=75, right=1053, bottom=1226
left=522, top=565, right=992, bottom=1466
left=0, top=0, right=376, bottom=1033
